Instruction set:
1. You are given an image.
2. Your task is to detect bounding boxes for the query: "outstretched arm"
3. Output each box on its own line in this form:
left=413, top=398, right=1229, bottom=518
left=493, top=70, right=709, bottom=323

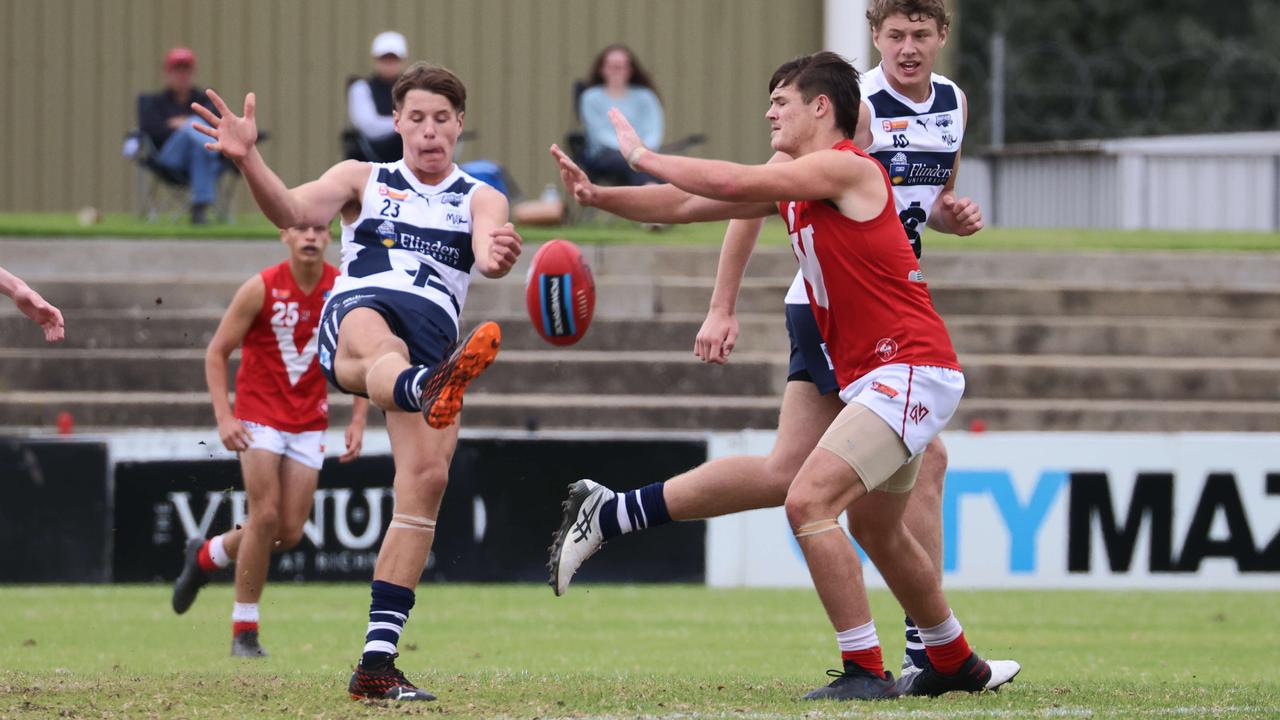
left=612, top=110, right=860, bottom=205
left=0, top=266, right=64, bottom=342
left=549, top=145, right=774, bottom=224
left=471, top=186, right=523, bottom=279
left=192, top=90, right=367, bottom=228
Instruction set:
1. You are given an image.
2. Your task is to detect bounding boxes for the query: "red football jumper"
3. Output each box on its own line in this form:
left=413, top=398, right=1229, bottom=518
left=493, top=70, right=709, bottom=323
left=233, top=261, right=339, bottom=433
left=780, top=139, right=960, bottom=390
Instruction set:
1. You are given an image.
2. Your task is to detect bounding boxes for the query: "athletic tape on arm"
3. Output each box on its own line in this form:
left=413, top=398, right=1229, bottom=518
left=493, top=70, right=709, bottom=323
left=388, top=513, right=437, bottom=532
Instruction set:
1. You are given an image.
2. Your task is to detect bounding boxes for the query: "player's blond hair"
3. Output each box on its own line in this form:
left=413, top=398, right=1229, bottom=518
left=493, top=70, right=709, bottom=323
left=866, top=0, right=951, bottom=31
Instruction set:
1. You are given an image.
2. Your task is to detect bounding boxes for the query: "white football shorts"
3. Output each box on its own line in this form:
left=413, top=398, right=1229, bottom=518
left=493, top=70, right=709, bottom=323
left=241, top=421, right=326, bottom=470
left=838, top=363, right=965, bottom=457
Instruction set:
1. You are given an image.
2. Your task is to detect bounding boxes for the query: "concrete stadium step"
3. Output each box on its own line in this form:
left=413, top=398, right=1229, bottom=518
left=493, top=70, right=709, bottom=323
left=955, top=399, right=1280, bottom=433
left=5, top=309, right=1279, bottom=359
left=6, top=346, right=1280, bottom=402
left=959, top=354, right=1280, bottom=401
left=4, top=392, right=1280, bottom=434
left=8, top=238, right=1280, bottom=289
left=34, top=275, right=1280, bottom=321
left=0, top=349, right=791, bottom=397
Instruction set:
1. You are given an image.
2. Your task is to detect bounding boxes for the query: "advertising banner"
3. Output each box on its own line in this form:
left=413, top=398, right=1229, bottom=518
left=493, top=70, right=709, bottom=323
left=113, top=436, right=707, bottom=584
left=0, top=437, right=111, bottom=582
left=706, top=432, right=1280, bottom=589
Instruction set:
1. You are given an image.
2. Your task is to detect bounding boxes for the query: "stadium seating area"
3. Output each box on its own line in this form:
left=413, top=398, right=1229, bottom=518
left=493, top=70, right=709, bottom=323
left=1, top=238, right=1278, bottom=433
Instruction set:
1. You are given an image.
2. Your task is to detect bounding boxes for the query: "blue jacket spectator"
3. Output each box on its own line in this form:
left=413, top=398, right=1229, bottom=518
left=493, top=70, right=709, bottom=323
left=578, top=45, right=665, bottom=185
left=138, top=47, right=224, bottom=224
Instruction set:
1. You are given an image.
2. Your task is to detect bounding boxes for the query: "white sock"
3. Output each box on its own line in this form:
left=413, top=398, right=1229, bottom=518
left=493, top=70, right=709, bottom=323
left=232, top=602, right=259, bottom=623
left=917, top=611, right=962, bottom=646
left=209, top=534, right=233, bottom=568
left=835, top=620, right=880, bottom=651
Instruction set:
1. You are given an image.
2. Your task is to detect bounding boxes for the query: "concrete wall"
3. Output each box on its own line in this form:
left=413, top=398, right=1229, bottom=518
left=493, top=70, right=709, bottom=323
left=1, top=0, right=822, bottom=213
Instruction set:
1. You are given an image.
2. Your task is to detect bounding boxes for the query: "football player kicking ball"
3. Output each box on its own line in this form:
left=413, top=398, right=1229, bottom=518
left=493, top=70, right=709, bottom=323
left=549, top=51, right=1018, bottom=699
left=172, top=223, right=370, bottom=658
left=191, top=63, right=521, bottom=701
left=553, top=0, right=982, bottom=680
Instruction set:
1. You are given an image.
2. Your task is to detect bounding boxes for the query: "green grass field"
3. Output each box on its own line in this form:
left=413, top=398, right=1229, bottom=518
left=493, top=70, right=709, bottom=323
left=2, top=211, right=1280, bottom=252
left=1, top=584, right=1277, bottom=719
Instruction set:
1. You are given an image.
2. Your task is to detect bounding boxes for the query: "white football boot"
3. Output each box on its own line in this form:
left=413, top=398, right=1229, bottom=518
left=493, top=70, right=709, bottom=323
left=547, top=479, right=612, bottom=596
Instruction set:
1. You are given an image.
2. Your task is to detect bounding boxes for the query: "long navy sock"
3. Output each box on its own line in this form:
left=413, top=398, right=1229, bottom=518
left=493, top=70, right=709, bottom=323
left=904, top=615, right=929, bottom=669
left=391, top=365, right=433, bottom=412
left=362, top=580, right=416, bottom=668
left=598, top=482, right=672, bottom=540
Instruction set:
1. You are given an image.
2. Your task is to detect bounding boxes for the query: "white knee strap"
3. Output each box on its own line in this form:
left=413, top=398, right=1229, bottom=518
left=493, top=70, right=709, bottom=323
left=794, top=518, right=843, bottom=538
left=388, top=513, right=437, bottom=532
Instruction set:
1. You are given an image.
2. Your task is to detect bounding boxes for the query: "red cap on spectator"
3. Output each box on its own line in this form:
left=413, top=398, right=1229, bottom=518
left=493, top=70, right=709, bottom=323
left=165, top=47, right=196, bottom=69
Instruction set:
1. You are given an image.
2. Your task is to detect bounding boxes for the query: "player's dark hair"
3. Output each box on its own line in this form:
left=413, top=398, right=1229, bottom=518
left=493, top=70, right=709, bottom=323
left=393, top=62, right=466, bottom=113
left=866, top=0, right=951, bottom=31
left=768, top=52, right=861, bottom=139
left=586, top=44, right=661, bottom=101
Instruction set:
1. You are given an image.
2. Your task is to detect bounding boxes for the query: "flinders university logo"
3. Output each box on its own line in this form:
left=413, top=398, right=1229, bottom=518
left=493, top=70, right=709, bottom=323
left=889, top=152, right=909, bottom=185
left=377, top=220, right=396, bottom=248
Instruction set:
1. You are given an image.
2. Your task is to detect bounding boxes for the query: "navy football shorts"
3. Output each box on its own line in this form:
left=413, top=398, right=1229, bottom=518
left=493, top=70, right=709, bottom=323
left=785, top=302, right=839, bottom=396
left=318, top=288, right=457, bottom=396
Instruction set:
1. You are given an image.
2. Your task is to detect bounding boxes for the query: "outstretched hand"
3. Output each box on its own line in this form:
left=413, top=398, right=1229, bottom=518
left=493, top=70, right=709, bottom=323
left=938, top=194, right=983, bottom=236
left=13, top=285, right=64, bottom=342
left=191, top=89, right=258, bottom=161
left=549, top=144, right=598, bottom=207
left=608, top=108, right=646, bottom=166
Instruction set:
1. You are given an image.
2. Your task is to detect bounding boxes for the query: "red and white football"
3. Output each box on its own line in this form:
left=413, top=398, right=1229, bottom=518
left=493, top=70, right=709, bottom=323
left=525, top=239, right=595, bottom=346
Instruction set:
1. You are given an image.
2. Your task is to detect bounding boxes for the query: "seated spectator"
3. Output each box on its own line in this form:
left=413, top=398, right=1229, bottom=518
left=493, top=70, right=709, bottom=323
left=579, top=44, right=664, bottom=185
left=139, top=47, right=223, bottom=224
left=347, top=31, right=408, bottom=163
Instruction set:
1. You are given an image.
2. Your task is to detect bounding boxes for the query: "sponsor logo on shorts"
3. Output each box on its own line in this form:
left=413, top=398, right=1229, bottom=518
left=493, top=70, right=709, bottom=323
left=909, top=402, right=930, bottom=424
left=883, top=119, right=909, bottom=132
left=319, top=400, right=329, bottom=418
left=378, top=184, right=410, bottom=201
left=319, top=346, right=332, bottom=369
left=907, top=270, right=925, bottom=283
left=875, top=337, right=899, bottom=362
left=871, top=381, right=899, bottom=399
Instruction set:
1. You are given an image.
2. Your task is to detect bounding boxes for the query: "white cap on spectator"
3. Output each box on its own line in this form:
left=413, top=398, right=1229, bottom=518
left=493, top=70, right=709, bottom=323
left=371, top=31, right=408, bottom=59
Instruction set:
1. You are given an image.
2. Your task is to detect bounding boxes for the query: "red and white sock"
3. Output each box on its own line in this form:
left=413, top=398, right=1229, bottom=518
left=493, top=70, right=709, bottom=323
left=836, top=620, right=885, bottom=679
left=197, top=534, right=233, bottom=573
left=232, top=602, right=259, bottom=637
left=918, top=611, right=972, bottom=675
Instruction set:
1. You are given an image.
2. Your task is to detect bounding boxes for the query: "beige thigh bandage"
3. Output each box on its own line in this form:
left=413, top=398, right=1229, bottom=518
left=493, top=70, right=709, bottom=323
left=816, top=402, right=915, bottom=493
left=388, top=513, right=436, bottom=532
left=794, top=518, right=843, bottom=538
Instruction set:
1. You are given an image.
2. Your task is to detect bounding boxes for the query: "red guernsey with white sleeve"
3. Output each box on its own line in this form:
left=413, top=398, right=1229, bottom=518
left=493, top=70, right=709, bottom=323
left=234, top=261, right=340, bottom=433
left=780, top=139, right=960, bottom=391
